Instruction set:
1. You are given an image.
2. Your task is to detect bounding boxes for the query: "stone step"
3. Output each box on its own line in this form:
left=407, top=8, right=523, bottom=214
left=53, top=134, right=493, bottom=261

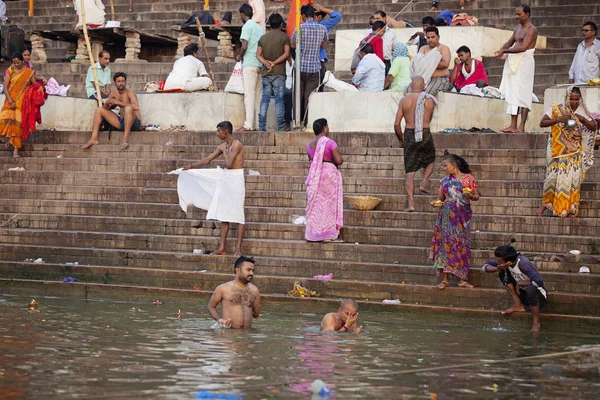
left=2, top=262, right=598, bottom=315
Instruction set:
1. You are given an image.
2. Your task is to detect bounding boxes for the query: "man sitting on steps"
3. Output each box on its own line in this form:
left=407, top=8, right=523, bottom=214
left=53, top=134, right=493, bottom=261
left=82, top=72, right=142, bottom=150
left=164, top=43, right=212, bottom=92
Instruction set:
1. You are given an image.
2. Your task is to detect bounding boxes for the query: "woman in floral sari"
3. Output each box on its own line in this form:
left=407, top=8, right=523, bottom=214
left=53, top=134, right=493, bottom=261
left=0, top=52, right=37, bottom=158
left=305, top=118, right=344, bottom=242
left=538, top=87, right=598, bottom=218
left=430, top=154, right=480, bottom=289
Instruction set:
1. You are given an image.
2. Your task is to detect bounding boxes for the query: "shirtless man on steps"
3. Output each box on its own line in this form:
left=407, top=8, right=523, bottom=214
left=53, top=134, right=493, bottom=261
left=208, top=256, right=260, bottom=329
left=82, top=72, right=142, bottom=150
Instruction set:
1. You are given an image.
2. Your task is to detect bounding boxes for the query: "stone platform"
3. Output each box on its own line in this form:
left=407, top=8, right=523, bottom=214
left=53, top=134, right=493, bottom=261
left=0, top=130, right=599, bottom=322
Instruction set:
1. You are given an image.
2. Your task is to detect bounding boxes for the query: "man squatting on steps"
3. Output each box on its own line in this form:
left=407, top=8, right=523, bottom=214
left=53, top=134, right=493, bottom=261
left=208, top=256, right=260, bottom=328
left=176, top=121, right=246, bottom=256
left=482, top=245, right=548, bottom=333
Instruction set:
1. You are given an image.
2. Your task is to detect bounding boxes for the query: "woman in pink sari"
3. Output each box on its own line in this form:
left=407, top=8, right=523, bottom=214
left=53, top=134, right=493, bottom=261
left=305, top=118, right=344, bottom=242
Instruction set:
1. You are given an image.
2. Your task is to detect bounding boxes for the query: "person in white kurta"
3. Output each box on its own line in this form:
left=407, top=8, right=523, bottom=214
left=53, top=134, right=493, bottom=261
left=249, top=0, right=266, bottom=33
left=73, top=0, right=106, bottom=28
left=164, top=43, right=212, bottom=91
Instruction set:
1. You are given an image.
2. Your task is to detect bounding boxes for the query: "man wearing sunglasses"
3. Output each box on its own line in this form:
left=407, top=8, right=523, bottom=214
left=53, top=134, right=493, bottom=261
left=569, top=21, right=600, bottom=84
left=482, top=245, right=548, bottom=333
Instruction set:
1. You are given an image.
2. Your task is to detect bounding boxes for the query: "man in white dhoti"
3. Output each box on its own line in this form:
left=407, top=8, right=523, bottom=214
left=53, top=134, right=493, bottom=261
left=73, top=0, right=106, bottom=29
left=495, top=5, right=538, bottom=133
left=178, top=121, right=246, bottom=256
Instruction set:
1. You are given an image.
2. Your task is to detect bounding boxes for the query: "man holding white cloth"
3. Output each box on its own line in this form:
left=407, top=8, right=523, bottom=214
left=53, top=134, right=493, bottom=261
left=176, top=121, right=246, bottom=256
left=496, top=5, right=538, bottom=133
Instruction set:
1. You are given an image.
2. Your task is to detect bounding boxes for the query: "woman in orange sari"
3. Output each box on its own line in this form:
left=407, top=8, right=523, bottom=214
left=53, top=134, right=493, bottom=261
left=0, top=52, right=37, bottom=158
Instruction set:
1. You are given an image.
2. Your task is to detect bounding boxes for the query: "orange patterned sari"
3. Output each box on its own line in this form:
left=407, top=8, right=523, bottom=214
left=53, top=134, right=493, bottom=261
left=0, top=66, right=35, bottom=149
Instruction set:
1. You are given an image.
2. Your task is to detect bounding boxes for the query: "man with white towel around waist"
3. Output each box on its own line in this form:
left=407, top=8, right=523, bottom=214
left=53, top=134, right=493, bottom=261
left=495, top=4, right=538, bottom=133
left=178, top=121, right=246, bottom=256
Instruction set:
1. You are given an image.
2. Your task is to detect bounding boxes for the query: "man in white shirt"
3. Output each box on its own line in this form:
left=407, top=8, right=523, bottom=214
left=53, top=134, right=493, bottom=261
left=164, top=43, right=212, bottom=91
left=569, top=21, right=600, bottom=84
left=373, top=10, right=397, bottom=75
left=352, top=43, right=385, bottom=92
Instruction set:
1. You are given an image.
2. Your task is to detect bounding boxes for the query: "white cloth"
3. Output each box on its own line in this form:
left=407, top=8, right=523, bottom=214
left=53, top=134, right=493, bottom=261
left=250, top=0, right=266, bottom=33
left=242, top=66, right=262, bottom=129
left=410, top=47, right=442, bottom=86
left=459, top=84, right=484, bottom=97
left=323, top=71, right=358, bottom=92
left=73, top=0, right=106, bottom=28
left=175, top=168, right=246, bottom=224
left=352, top=53, right=385, bottom=92
left=382, top=27, right=397, bottom=61
left=461, top=59, right=476, bottom=80
left=0, top=1, right=7, bottom=24
left=499, top=48, right=535, bottom=113
left=569, top=39, right=600, bottom=84
left=164, top=56, right=210, bottom=90
left=285, top=61, right=293, bottom=90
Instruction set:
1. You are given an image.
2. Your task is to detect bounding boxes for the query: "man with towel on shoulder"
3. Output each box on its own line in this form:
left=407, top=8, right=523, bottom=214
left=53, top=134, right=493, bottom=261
left=409, top=26, right=451, bottom=96
left=176, top=121, right=246, bottom=256
left=394, top=76, right=438, bottom=212
left=495, top=5, right=538, bottom=133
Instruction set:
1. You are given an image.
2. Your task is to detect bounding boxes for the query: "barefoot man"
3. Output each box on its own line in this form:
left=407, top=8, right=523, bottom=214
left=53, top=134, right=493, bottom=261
left=320, top=298, right=363, bottom=332
left=394, top=76, right=438, bottom=212
left=82, top=72, right=142, bottom=150
left=176, top=121, right=246, bottom=255
left=482, top=245, right=548, bottom=333
left=495, top=5, right=538, bottom=133
left=208, top=256, right=260, bottom=328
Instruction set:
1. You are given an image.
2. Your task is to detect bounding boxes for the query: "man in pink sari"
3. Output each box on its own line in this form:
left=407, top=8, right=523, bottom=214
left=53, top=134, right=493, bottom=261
left=305, top=118, right=344, bottom=241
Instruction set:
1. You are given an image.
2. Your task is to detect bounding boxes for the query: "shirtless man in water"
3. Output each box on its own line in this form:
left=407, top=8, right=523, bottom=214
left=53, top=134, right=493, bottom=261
left=82, top=72, right=142, bottom=150
left=208, top=256, right=260, bottom=328
left=495, top=5, right=538, bottom=133
left=320, top=299, right=363, bottom=332
left=181, top=121, right=245, bottom=255
left=394, top=76, right=437, bottom=212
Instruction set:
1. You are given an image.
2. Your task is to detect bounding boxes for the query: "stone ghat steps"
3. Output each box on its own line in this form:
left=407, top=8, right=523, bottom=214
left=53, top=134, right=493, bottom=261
left=1, top=261, right=599, bottom=316
left=5, top=209, right=600, bottom=237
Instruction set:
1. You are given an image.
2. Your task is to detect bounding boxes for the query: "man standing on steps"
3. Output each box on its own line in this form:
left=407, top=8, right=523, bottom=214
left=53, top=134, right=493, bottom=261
left=482, top=245, right=548, bottom=333
left=82, top=72, right=141, bottom=150
left=495, top=5, right=538, bottom=133
left=321, top=298, right=363, bottom=332
left=394, top=76, right=438, bottom=213
left=177, top=121, right=246, bottom=256
left=315, top=3, right=343, bottom=91
left=569, top=21, right=600, bottom=84
left=208, top=256, right=260, bottom=328
left=237, top=3, right=264, bottom=131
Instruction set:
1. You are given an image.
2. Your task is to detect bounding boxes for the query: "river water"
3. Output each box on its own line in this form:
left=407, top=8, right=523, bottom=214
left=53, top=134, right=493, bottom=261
left=0, top=293, right=599, bottom=399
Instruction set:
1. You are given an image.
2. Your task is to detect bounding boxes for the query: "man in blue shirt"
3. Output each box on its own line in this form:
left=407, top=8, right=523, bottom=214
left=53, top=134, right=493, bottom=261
left=482, top=245, right=548, bottom=333
left=291, top=5, right=328, bottom=125
left=314, top=4, right=342, bottom=91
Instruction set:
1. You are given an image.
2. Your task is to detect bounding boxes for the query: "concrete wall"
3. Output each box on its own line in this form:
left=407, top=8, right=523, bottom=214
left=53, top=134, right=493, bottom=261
left=544, top=86, right=600, bottom=115
left=307, top=91, right=546, bottom=133
left=334, top=26, right=547, bottom=72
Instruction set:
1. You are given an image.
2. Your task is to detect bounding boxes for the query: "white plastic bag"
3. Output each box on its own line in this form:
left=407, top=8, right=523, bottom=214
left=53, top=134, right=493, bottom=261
left=224, top=62, right=244, bottom=94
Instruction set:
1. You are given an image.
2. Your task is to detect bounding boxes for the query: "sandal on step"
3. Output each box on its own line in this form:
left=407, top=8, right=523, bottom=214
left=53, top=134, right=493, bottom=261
left=458, top=281, right=474, bottom=288
left=437, top=281, right=449, bottom=290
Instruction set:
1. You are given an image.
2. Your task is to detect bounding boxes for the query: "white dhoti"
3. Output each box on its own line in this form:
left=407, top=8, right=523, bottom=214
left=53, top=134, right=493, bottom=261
left=499, top=48, right=535, bottom=115
left=73, top=0, right=106, bottom=28
left=410, top=48, right=442, bottom=86
left=175, top=168, right=245, bottom=224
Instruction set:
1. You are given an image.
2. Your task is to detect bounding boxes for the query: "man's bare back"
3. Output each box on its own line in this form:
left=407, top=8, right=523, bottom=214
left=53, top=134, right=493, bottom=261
left=217, top=281, right=259, bottom=328
left=399, top=93, right=435, bottom=129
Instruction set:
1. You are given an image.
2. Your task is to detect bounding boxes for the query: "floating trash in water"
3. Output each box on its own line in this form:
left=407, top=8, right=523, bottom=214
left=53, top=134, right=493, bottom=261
left=288, top=282, right=320, bottom=298
left=62, top=277, right=78, bottom=283
left=175, top=309, right=182, bottom=318
left=195, top=391, right=243, bottom=399
left=310, top=379, right=332, bottom=397
left=313, top=273, right=333, bottom=280
left=28, top=299, right=38, bottom=308
left=153, top=300, right=163, bottom=305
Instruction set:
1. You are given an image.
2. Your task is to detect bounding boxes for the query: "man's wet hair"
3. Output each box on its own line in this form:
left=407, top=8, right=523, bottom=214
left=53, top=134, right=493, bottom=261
left=234, top=255, right=255, bottom=271
left=216, top=121, right=233, bottom=134
left=457, top=45, right=471, bottom=54
left=113, top=72, right=127, bottom=82
left=184, top=43, right=199, bottom=56
left=361, top=43, right=374, bottom=54
left=519, top=4, right=531, bottom=16
left=422, top=16, right=435, bottom=26
left=301, top=5, right=315, bottom=18
left=494, top=245, right=518, bottom=262
left=340, top=299, right=358, bottom=309
left=313, top=118, right=328, bottom=135
left=372, top=20, right=386, bottom=31
left=268, top=13, right=284, bottom=29
left=374, top=10, right=386, bottom=18
left=584, top=21, right=598, bottom=35
left=239, top=3, right=254, bottom=18
left=425, top=26, right=440, bottom=36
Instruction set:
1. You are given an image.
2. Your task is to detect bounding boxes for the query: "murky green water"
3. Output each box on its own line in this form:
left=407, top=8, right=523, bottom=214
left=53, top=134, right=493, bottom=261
left=0, top=294, right=599, bottom=399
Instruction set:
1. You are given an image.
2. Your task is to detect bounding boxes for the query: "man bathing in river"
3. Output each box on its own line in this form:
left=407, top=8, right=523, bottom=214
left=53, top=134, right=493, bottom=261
left=320, top=299, right=363, bottom=332
left=208, top=256, right=261, bottom=328
left=176, top=121, right=246, bottom=256
left=82, top=72, right=142, bottom=150
left=482, top=245, right=548, bottom=333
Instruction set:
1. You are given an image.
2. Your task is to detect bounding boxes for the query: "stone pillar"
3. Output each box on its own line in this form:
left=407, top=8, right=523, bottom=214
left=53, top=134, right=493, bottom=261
left=115, top=31, right=146, bottom=63
left=176, top=32, right=192, bottom=59
left=215, top=31, right=235, bottom=63
left=72, top=38, right=103, bottom=64
left=30, top=34, right=48, bottom=64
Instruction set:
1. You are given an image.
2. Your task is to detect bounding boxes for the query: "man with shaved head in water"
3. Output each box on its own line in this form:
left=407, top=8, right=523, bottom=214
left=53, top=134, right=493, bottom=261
left=320, top=299, right=363, bottom=332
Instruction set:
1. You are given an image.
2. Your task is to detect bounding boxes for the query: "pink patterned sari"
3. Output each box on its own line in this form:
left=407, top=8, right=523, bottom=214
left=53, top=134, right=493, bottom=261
left=305, top=136, right=344, bottom=241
